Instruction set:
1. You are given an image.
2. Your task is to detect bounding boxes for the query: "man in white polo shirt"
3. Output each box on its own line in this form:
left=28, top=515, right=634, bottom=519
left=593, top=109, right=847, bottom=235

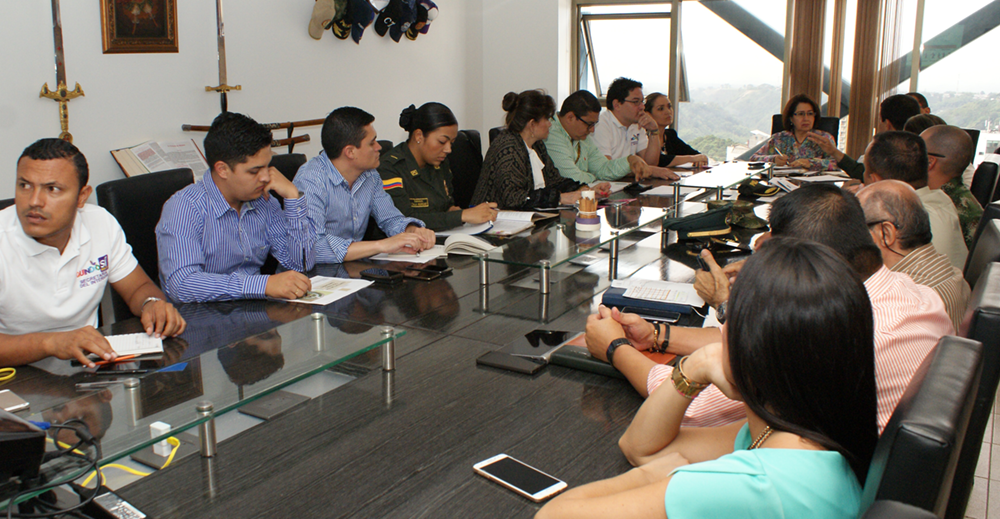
left=592, top=78, right=653, bottom=157
left=0, top=138, right=185, bottom=368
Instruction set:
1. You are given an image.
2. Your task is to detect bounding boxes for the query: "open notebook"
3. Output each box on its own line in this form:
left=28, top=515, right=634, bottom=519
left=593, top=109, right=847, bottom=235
left=444, top=234, right=497, bottom=255
left=436, top=211, right=558, bottom=237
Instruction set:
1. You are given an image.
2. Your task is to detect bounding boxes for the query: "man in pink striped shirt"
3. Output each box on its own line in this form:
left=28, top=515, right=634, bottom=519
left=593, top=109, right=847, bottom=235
left=586, top=184, right=953, bottom=432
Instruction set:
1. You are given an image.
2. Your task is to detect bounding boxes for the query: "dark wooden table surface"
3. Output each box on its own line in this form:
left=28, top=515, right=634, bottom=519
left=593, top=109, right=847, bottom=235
left=108, top=230, right=700, bottom=518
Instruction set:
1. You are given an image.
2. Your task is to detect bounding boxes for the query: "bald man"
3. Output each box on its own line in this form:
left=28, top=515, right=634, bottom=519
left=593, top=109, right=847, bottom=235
left=858, top=180, right=970, bottom=330
left=863, top=131, right=967, bottom=268
left=922, top=125, right=982, bottom=250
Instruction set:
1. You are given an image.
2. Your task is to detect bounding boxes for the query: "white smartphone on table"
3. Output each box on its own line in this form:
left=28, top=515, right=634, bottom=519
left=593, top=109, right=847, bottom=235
left=473, top=453, right=567, bottom=502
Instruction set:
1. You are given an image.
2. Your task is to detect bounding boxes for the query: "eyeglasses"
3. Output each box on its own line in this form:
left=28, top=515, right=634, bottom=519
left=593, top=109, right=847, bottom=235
left=623, top=98, right=644, bottom=106
left=792, top=111, right=816, bottom=117
left=579, top=117, right=599, bottom=129
left=927, top=152, right=946, bottom=158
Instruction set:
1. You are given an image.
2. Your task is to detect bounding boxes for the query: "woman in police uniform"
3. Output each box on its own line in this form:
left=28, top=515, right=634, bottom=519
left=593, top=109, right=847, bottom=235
left=378, top=103, right=497, bottom=231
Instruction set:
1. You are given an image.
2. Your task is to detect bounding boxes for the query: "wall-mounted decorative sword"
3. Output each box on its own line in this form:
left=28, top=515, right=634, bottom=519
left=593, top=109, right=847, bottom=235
left=39, top=0, right=84, bottom=142
left=205, top=0, right=240, bottom=113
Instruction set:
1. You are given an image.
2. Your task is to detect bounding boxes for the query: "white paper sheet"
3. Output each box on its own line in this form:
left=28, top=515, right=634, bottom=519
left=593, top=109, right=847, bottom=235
left=370, top=244, right=448, bottom=263
left=106, top=333, right=163, bottom=356
left=282, top=276, right=373, bottom=305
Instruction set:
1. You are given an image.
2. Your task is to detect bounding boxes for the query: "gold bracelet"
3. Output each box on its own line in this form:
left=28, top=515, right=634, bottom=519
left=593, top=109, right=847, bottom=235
left=651, top=324, right=659, bottom=350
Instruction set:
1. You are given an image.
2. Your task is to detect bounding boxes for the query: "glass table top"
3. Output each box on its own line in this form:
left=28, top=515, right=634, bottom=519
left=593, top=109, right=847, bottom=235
left=482, top=205, right=670, bottom=269
left=673, top=161, right=772, bottom=190
left=4, top=310, right=404, bottom=507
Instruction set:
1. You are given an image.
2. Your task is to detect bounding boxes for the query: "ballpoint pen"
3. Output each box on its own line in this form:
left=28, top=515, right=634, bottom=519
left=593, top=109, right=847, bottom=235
left=92, top=354, right=137, bottom=366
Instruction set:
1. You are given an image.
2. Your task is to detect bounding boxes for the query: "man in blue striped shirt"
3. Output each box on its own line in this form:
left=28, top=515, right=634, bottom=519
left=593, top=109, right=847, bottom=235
left=294, top=107, right=435, bottom=263
left=156, top=112, right=317, bottom=303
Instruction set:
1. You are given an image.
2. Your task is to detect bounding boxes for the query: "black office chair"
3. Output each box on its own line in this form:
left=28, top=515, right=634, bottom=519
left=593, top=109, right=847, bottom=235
left=378, top=140, right=394, bottom=157
left=96, top=168, right=194, bottom=322
left=0, top=198, right=13, bottom=210
left=270, top=153, right=307, bottom=182
left=863, top=500, right=940, bottom=519
left=968, top=162, right=998, bottom=208
left=858, top=335, right=983, bottom=517
left=488, top=126, right=504, bottom=144
left=769, top=114, right=840, bottom=144
left=449, top=129, right=483, bottom=210
left=964, top=129, right=981, bottom=152
left=948, top=262, right=1000, bottom=519
left=964, top=219, right=1000, bottom=290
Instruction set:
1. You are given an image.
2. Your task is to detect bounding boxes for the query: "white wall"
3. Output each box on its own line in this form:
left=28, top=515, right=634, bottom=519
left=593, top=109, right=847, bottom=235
left=0, top=0, right=571, bottom=200
left=477, top=0, right=567, bottom=133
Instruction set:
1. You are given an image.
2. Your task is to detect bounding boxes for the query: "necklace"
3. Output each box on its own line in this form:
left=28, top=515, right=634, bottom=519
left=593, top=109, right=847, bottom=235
left=748, top=426, right=774, bottom=450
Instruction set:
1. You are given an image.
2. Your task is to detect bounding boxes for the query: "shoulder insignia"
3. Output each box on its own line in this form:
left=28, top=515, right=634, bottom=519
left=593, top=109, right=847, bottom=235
left=382, top=177, right=403, bottom=190
left=410, top=169, right=419, bottom=177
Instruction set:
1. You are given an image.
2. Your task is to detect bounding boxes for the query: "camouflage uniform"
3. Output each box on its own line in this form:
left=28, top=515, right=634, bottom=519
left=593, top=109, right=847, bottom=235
left=941, top=177, right=983, bottom=251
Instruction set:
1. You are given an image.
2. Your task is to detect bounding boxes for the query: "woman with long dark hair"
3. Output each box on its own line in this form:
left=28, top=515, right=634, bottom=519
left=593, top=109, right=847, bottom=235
left=471, top=90, right=608, bottom=210
left=644, top=93, right=707, bottom=168
left=537, top=237, right=878, bottom=519
left=378, top=102, right=498, bottom=231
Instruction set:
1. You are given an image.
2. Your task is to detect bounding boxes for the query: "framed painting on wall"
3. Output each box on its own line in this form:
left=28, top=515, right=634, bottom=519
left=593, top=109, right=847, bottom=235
left=101, top=0, right=178, bottom=53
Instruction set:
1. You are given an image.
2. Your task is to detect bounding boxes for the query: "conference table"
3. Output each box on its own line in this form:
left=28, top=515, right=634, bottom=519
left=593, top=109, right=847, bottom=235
left=2, top=164, right=772, bottom=518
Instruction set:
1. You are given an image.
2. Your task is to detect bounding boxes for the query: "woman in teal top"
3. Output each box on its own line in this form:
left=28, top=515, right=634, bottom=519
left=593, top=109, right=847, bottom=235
left=537, top=238, right=878, bottom=519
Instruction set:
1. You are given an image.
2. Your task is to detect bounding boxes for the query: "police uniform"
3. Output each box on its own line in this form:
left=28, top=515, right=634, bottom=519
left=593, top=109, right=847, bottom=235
left=377, top=142, right=464, bottom=231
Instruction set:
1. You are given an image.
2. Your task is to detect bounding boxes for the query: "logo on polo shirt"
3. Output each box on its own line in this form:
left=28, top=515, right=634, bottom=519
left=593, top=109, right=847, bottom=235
left=77, top=255, right=109, bottom=288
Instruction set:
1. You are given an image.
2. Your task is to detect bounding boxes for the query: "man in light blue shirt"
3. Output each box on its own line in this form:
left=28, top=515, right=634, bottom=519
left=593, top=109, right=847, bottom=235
left=546, top=90, right=648, bottom=184
left=156, top=112, right=316, bottom=303
left=294, top=107, right=435, bottom=263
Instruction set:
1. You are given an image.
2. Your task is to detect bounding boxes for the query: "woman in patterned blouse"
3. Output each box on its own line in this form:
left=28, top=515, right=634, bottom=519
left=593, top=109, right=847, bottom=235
left=751, top=94, right=837, bottom=171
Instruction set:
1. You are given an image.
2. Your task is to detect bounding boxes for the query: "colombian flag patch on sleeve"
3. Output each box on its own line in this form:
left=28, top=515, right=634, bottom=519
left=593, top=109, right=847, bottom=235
left=382, top=178, right=403, bottom=190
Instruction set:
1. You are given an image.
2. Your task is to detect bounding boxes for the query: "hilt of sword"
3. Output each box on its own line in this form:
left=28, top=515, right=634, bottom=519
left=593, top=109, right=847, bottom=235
left=205, top=84, right=242, bottom=94
left=40, top=81, right=84, bottom=142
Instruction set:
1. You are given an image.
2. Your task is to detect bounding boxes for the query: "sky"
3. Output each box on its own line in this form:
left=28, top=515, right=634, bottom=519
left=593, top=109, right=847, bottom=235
left=587, top=1, right=1000, bottom=94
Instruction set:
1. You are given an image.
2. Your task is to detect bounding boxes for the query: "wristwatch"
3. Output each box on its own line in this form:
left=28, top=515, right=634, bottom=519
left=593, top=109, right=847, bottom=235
left=606, top=338, right=631, bottom=368
left=672, top=356, right=710, bottom=398
left=715, top=301, right=728, bottom=324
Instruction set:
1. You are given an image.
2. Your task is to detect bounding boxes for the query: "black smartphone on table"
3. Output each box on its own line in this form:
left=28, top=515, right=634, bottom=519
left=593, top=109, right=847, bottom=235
left=361, top=268, right=404, bottom=285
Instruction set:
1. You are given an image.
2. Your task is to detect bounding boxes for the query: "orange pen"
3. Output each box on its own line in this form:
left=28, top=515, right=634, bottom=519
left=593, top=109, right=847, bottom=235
left=92, top=354, right=137, bottom=366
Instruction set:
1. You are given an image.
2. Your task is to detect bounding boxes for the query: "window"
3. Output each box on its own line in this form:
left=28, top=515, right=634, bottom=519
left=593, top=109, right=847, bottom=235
left=576, top=3, right=673, bottom=98
left=678, top=2, right=786, bottom=161
left=915, top=0, right=1000, bottom=165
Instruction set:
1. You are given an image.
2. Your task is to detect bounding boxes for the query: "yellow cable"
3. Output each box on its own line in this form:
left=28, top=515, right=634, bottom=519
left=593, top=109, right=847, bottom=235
left=79, top=437, right=180, bottom=488
left=0, top=367, right=14, bottom=382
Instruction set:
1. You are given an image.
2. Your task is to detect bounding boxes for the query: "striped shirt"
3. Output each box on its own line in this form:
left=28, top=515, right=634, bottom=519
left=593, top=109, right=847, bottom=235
left=293, top=151, right=424, bottom=263
left=156, top=174, right=316, bottom=303
left=647, top=266, right=953, bottom=433
left=891, top=243, right=971, bottom=331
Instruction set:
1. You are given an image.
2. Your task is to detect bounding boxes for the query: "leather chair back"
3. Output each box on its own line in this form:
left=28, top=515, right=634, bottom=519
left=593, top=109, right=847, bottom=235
left=969, top=162, right=998, bottom=208
left=450, top=129, right=484, bottom=210
left=965, top=201, right=1000, bottom=273
left=270, top=153, right=307, bottom=182
left=378, top=140, right=394, bottom=157
left=965, top=129, right=981, bottom=151
left=769, top=114, right=840, bottom=144
left=947, top=262, right=1000, bottom=519
left=488, top=126, right=504, bottom=145
left=96, top=168, right=194, bottom=322
left=964, top=219, right=1000, bottom=289
left=859, top=336, right=983, bottom=516
left=863, top=500, right=940, bottom=519
left=0, top=198, right=13, bottom=211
